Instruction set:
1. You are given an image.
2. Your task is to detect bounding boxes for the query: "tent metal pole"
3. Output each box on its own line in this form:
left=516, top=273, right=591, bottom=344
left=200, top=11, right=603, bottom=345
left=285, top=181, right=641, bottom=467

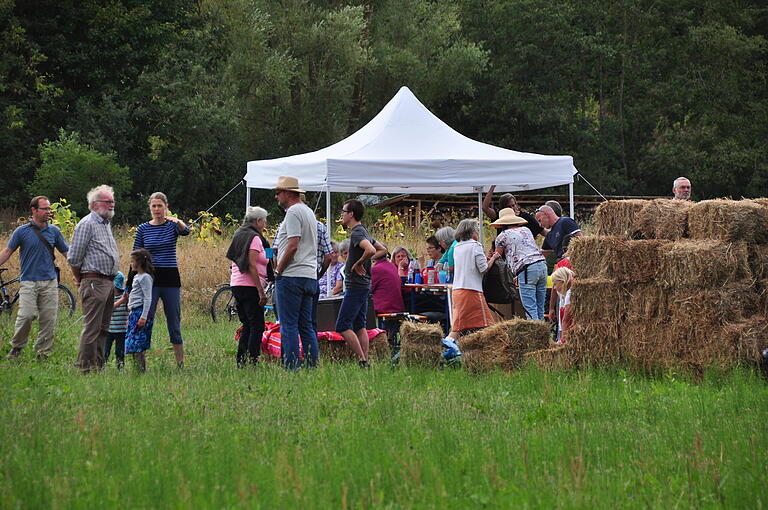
left=569, top=182, right=575, bottom=218
left=477, top=190, right=483, bottom=245
left=246, top=186, right=251, bottom=211
left=325, top=188, right=331, bottom=228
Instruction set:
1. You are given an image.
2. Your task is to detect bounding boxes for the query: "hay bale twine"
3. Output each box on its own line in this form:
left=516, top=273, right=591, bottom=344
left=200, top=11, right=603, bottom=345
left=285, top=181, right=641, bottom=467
left=688, top=199, right=768, bottom=244
left=658, top=240, right=751, bottom=288
left=399, top=321, right=443, bottom=367
left=524, top=344, right=574, bottom=371
left=459, top=319, right=550, bottom=373
left=571, top=278, right=627, bottom=322
left=593, top=199, right=647, bottom=238
left=635, top=199, right=693, bottom=240
left=569, top=321, right=621, bottom=366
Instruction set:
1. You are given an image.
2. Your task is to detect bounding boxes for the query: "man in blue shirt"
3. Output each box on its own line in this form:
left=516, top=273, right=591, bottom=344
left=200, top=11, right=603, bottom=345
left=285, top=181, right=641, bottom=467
left=0, top=196, right=69, bottom=361
left=537, top=205, right=581, bottom=261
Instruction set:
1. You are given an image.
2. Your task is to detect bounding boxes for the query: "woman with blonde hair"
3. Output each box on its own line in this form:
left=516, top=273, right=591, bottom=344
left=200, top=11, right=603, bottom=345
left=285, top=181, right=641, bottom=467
left=550, top=266, right=575, bottom=343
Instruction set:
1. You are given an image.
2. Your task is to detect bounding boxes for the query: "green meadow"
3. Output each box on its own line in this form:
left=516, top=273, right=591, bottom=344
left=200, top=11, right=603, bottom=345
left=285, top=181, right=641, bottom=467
left=1, top=313, right=766, bottom=509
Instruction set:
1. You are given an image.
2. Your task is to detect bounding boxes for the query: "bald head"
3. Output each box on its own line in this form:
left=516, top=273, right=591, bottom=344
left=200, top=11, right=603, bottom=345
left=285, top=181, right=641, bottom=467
left=673, top=177, right=691, bottom=200
left=536, top=205, right=558, bottom=228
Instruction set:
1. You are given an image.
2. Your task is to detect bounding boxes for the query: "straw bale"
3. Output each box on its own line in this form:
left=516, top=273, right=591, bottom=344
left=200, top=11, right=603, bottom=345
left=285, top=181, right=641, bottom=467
left=658, top=240, right=751, bottom=288
left=758, top=280, right=768, bottom=315
left=625, top=283, right=671, bottom=320
left=749, top=245, right=768, bottom=280
left=688, top=199, right=768, bottom=244
left=593, top=199, right=647, bottom=238
left=567, top=235, right=620, bottom=278
left=723, top=319, right=768, bottom=363
left=524, top=344, right=574, bottom=371
left=399, top=321, right=443, bottom=366
left=459, top=319, right=550, bottom=372
left=635, top=199, right=693, bottom=240
left=568, top=237, right=669, bottom=283
left=751, top=198, right=768, bottom=210
left=669, top=282, right=760, bottom=323
left=571, top=278, right=627, bottom=322
left=569, top=321, right=621, bottom=365
left=319, top=332, right=390, bottom=362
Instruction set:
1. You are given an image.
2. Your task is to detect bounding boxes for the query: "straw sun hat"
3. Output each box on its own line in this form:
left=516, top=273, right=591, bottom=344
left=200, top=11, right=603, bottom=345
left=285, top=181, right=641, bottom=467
left=274, top=175, right=305, bottom=193
left=490, top=207, right=527, bottom=227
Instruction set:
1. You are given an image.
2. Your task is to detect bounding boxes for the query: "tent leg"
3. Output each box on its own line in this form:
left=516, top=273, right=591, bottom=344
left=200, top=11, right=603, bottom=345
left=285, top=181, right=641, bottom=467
left=569, top=182, right=575, bottom=218
left=325, top=188, right=331, bottom=229
left=477, top=191, right=483, bottom=245
left=246, top=186, right=251, bottom=211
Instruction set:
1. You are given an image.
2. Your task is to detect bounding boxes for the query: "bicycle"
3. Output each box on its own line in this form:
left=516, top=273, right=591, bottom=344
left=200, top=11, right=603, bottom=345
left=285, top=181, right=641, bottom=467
left=210, top=282, right=275, bottom=322
left=0, top=267, right=77, bottom=317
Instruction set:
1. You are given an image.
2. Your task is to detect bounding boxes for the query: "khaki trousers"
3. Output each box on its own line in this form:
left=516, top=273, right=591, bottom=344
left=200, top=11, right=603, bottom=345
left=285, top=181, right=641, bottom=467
left=76, top=278, right=114, bottom=373
left=10, top=279, right=59, bottom=356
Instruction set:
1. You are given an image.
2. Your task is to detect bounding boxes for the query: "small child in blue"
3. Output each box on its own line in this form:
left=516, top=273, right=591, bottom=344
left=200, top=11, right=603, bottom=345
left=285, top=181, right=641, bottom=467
left=125, top=248, right=154, bottom=372
left=105, top=271, right=129, bottom=369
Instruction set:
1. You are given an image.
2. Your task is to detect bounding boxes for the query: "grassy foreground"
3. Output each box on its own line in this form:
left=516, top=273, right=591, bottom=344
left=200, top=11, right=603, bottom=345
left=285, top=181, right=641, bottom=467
left=1, top=313, right=766, bottom=509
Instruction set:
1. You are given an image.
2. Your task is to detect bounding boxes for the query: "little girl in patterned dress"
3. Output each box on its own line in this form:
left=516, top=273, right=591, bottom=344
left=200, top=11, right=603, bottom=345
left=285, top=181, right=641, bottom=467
left=125, top=248, right=155, bottom=372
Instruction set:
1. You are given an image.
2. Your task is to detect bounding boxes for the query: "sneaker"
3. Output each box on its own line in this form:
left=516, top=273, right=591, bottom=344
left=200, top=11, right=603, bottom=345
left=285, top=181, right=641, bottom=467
left=358, top=359, right=370, bottom=369
left=6, top=347, right=22, bottom=361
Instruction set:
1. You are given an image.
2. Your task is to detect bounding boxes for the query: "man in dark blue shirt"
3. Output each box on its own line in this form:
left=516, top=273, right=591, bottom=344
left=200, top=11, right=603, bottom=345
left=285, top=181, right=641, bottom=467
left=0, top=196, right=69, bottom=361
left=537, top=205, right=581, bottom=261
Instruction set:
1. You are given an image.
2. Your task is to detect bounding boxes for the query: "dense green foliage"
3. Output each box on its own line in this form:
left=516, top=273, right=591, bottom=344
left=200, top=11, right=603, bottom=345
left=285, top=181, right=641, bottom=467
left=1, top=313, right=766, bottom=508
left=1, top=0, right=766, bottom=221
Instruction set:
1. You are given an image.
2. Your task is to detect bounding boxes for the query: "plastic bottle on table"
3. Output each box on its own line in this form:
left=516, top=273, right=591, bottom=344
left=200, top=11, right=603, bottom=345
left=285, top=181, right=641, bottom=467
left=413, top=258, right=423, bottom=284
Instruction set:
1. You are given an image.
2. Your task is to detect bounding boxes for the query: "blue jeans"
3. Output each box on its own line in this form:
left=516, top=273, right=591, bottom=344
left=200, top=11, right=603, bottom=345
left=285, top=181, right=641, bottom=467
left=276, top=276, right=319, bottom=370
left=517, top=260, right=548, bottom=320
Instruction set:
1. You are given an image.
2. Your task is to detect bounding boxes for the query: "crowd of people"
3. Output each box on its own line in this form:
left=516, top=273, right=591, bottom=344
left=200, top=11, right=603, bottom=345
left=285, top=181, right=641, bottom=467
left=1, top=175, right=693, bottom=372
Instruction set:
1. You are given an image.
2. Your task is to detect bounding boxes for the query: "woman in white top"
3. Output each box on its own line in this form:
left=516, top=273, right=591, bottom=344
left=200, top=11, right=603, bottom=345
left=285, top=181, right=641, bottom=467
left=444, top=219, right=499, bottom=345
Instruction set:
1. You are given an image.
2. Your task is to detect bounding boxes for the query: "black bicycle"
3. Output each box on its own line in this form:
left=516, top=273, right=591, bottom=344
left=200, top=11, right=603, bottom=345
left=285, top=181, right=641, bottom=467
left=210, top=282, right=275, bottom=322
left=0, top=267, right=77, bottom=317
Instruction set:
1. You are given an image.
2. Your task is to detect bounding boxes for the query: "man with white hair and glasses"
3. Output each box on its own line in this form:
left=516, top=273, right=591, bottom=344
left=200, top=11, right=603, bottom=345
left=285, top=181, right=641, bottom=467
left=68, top=185, right=121, bottom=373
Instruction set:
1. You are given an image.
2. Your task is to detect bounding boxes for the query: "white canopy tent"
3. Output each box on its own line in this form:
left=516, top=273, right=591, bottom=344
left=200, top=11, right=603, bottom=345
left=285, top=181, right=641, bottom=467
left=244, top=86, right=578, bottom=236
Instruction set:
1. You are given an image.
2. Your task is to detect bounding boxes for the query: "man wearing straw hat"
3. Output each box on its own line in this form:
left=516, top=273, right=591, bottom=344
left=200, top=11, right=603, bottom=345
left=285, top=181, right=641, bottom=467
left=672, top=177, right=692, bottom=200
left=273, top=176, right=319, bottom=370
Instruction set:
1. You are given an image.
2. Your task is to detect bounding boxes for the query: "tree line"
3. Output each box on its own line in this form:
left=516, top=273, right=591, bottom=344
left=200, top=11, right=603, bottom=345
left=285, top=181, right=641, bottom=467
left=2, top=0, right=766, bottom=222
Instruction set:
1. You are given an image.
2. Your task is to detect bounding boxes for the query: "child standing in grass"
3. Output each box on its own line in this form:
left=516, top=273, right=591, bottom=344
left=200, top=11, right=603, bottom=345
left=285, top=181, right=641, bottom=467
left=104, top=271, right=129, bottom=370
left=125, top=249, right=155, bottom=372
left=550, top=267, right=574, bottom=344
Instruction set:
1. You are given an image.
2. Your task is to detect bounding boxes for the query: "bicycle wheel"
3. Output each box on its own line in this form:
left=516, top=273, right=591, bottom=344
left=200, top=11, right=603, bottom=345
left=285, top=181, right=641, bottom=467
left=211, top=286, right=238, bottom=322
left=57, top=284, right=76, bottom=317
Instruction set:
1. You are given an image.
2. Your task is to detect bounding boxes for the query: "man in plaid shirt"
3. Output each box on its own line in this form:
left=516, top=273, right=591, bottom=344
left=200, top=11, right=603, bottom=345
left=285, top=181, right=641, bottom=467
left=68, top=185, right=121, bottom=373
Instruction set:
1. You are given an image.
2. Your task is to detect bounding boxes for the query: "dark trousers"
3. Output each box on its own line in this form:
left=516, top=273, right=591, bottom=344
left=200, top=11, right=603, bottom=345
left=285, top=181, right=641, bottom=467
left=104, top=332, right=125, bottom=367
left=232, top=286, right=265, bottom=366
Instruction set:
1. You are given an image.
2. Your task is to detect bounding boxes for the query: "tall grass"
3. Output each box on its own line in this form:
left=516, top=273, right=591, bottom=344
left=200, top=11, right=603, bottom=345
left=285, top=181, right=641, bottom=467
left=0, top=312, right=766, bottom=508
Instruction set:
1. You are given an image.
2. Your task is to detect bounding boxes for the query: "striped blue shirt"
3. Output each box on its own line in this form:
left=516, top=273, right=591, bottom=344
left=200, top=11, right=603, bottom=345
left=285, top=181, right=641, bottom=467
left=109, top=298, right=129, bottom=333
left=132, top=221, right=189, bottom=268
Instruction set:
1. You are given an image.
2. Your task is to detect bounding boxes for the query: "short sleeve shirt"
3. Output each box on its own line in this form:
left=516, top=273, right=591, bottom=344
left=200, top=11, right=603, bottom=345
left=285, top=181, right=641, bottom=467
left=275, top=203, right=318, bottom=279
left=544, top=217, right=581, bottom=260
left=7, top=223, right=69, bottom=281
left=344, top=224, right=375, bottom=290
left=495, top=227, right=545, bottom=274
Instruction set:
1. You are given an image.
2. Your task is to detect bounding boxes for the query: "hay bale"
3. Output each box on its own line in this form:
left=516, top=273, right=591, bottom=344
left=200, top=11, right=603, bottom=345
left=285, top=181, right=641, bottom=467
left=625, top=283, right=671, bottom=320
left=524, top=344, right=574, bottom=371
left=751, top=198, right=768, bottom=210
left=571, top=278, right=627, bottom=322
left=319, top=332, right=390, bottom=362
left=399, top=321, right=443, bottom=367
left=569, top=321, right=621, bottom=365
left=635, top=199, right=693, bottom=240
left=688, top=199, right=768, bottom=244
left=749, top=245, right=768, bottom=280
left=668, top=282, right=760, bottom=323
left=593, top=199, right=647, bottom=238
left=568, top=237, right=668, bottom=282
left=723, top=319, right=768, bottom=363
left=459, top=319, right=550, bottom=373
left=658, top=240, right=751, bottom=287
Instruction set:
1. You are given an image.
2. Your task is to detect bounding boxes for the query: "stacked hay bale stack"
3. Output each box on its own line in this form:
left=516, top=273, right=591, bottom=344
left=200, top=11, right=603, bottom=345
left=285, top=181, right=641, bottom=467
left=460, top=319, right=550, bottom=373
left=569, top=198, right=768, bottom=371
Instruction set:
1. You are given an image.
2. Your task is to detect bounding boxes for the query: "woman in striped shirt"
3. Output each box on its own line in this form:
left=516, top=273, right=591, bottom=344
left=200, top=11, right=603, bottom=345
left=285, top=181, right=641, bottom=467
left=131, top=192, right=190, bottom=367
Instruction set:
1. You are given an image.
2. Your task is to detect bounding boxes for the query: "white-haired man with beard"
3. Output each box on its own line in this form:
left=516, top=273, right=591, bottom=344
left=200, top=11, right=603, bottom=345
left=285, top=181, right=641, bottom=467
left=68, top=185, right=121, bottom=373
left=672, top=177, right=692, bottom=200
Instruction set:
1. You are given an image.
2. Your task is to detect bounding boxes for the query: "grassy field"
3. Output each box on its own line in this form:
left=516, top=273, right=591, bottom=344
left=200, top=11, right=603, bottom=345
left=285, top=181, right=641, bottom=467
left=1, top=312, right=766, bottom=509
